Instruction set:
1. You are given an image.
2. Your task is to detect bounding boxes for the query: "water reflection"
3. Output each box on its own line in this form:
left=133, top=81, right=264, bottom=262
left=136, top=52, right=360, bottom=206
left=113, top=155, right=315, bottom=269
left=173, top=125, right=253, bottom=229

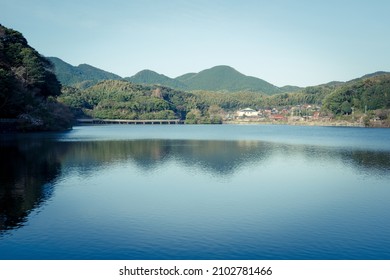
left=60, top=140, right=271, bottom=175
left=1, top=136, right=390, bottom=234
left=342, top=150, right=390, bottom=176
left=0, top=139, right=64, bottom=232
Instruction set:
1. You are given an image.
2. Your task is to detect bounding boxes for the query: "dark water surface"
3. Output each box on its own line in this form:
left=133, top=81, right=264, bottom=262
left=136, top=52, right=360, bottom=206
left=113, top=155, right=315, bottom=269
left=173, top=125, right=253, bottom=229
left=1, top=124, right=390, bottom=259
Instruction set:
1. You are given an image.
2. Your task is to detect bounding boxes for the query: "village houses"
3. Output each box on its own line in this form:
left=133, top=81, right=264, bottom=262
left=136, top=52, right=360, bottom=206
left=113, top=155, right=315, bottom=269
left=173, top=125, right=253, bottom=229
left=236, top=108, right=258, bottom=118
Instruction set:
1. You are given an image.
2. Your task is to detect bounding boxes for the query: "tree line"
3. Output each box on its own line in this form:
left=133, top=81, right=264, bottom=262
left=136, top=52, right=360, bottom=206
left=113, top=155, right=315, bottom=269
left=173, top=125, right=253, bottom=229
left=57, top=73, right=390, bottom=125
left=0, top=24, right=72, bottom=131
left=1, top=24, right=390, bottom=130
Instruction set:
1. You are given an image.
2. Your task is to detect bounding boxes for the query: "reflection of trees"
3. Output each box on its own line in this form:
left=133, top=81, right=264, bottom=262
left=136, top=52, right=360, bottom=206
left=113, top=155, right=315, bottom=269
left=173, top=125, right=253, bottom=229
left=0, top=138, right=272, bottom=233
left=0, top=139, right=65, bottom=232
left=341, top=150, right=390, bottom=176
left=36, top=139, right=390, bottom=178
left=1, top=136, right=389, bottom=234
left=60, top=140, right=271, bottom=175
left=171, top=140, right=270, bottom=175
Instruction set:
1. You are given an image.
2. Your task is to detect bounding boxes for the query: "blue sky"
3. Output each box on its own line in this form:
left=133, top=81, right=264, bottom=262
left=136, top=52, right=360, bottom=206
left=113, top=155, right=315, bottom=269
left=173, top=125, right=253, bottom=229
left=2, top=0, right=390, bottom=86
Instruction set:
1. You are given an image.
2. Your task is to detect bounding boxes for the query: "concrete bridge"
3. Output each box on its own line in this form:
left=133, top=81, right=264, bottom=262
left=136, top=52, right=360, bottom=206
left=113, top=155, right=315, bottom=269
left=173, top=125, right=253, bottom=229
left=77, top=118, right=184, bottom=125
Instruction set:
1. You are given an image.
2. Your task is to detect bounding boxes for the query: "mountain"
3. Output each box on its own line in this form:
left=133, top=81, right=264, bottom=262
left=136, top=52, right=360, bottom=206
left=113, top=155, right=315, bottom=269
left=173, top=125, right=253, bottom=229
left=0, top=24, right=72, bottom=131
left=59, top=66, right=390, bottom=125
left=58, top=80, right=209, bottom=122
left=125, top=69, right=187, bottom=89
left=176, top=65, right=282, bottom=94
left=124, top=66, right=283, bottom=94
left=47, top=57, right=122, bottom=88
left=279, top=85, right=303, bottom=93
left=360, top=71, right=390, bottom=79
left=175, top=72, right=197, bottom=82
left=46, top=57, right=390, bottom=99
left=47, top=57, right=285, bottom=94
left=322, top=73, right=390, bottom=115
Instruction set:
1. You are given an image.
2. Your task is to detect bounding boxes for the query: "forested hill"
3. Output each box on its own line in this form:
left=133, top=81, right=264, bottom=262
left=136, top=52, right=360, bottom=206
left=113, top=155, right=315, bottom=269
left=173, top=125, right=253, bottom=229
left=58, top=80, right=219, bottom=123
left=58, top=72, right=390, bottom=126
left=322, top=73, right=390, bottom=115
left=125, top=69, right=188, bottom=90
left=2, top=24, right=389, bottom=129
left=48, top=57, right=288, bottom=94
left=0, top=24, right=72, bottom=131
left=125, top=66, right=283, bottom=94
left=175, top=65, right=282, bottom=94
left=47, top=57, right=122, bottom=88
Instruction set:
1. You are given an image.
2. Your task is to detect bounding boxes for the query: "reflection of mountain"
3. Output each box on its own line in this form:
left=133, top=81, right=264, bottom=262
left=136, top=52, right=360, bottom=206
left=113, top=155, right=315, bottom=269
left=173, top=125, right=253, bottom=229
left=0, top=139, right=65, bottom=232
left=172, top=140, right=271, bottom=175
left=0, top=138, right=272, bottom=233
left=1, top=136, right=390, bottom=234
left=60, top=140, right=271, bottom=175
left=267, top=144, right=390, bottom=177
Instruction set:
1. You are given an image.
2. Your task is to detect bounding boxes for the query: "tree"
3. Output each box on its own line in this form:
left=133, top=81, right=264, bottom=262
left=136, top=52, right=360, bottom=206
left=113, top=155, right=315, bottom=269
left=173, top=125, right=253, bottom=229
left=20, top=48, right=45, bottom=86
left=185, top=109, right=202, bottom=124
left=341, top=101, right=352, bottom=115
left=0, top=24, right=73, bottom=130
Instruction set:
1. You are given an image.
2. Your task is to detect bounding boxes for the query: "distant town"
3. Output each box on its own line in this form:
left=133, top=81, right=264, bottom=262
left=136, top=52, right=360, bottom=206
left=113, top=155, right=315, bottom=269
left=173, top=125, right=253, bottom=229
left=227, top=105, right=364, bottom=126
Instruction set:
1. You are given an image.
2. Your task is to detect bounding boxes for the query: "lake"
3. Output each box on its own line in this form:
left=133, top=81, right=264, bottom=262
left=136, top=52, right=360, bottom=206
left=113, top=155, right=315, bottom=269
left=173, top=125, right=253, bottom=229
left=1, top=124, right=390, bottom=260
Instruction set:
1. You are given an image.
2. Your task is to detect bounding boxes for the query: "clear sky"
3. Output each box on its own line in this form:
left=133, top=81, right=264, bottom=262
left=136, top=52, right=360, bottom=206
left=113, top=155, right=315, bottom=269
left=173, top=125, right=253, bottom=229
left=1, top=0, right=390, bottom=87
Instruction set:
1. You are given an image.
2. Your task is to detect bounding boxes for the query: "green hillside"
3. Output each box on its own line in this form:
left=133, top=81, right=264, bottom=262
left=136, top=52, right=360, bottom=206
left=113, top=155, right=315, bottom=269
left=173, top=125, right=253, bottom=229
left=47, top=57, right=287, bottom=94
left=175, top=72, right=197, bottom=82
left=58, top=69, right=390, bottom=125
left=322, top=73, right=390, bottom=115
left=279, top=85, right=303, bottom=93
left=2, top=24, right=388, bottom=129
left=125, top=66, right=283, bottom=94
left=360, top=71, right=390, bottom=79
left=60, top=80, right=193, bottom=120
left=47, top=57, right=122, bottom=88
left=0, top=24, right=72, bottom=131
left=125, top=69, right=188, bottom=90
left=177, top=65, right=282, bottom=94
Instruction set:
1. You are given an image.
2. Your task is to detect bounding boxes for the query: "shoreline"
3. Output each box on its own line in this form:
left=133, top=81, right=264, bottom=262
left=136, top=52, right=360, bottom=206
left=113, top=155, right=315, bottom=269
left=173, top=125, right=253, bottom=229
left=2, top=118, right=389, bottom=133
left=223, top=119, right=369, bottom=127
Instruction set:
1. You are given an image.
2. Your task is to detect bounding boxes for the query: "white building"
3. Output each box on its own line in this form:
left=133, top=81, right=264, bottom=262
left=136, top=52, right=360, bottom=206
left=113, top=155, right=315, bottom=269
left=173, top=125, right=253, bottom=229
left=236, top=108, right=258, bottom=117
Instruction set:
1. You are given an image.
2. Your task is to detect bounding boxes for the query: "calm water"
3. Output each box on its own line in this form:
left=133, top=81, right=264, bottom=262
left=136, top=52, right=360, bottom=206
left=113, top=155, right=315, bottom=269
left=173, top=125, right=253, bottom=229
left=1, top=124, right=390, bottom=260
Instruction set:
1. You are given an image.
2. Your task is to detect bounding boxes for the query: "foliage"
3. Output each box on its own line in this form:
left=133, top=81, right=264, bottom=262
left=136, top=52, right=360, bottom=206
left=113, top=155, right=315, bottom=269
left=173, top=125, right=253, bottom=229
left=58, top=72, right=390, bottom=124
left=47, top=57, right=122, bottom=88
left=47, top=54, right=390, bottom=121
left=3, top=24, right=390, bottom=130
left=0, top=24, right=72, bottom=131
left=58, top=80, right=203, bottom=120
left=175, top=65, right=282, bottom=94
left=125, top=69, right=188, bottom=90
left=56, top=61, right=284, bottom=94
left=322, top=74, right=390, bottom=115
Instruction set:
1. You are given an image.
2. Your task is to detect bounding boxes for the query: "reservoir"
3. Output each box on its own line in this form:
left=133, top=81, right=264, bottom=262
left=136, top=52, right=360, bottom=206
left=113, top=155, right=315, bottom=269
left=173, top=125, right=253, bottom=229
left=1, top=124, right=390, bottom=259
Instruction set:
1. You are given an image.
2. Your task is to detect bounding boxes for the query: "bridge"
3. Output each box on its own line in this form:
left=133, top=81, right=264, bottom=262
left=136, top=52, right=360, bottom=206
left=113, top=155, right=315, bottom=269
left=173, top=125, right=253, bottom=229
left=77, top=118, right=184, bottom=125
